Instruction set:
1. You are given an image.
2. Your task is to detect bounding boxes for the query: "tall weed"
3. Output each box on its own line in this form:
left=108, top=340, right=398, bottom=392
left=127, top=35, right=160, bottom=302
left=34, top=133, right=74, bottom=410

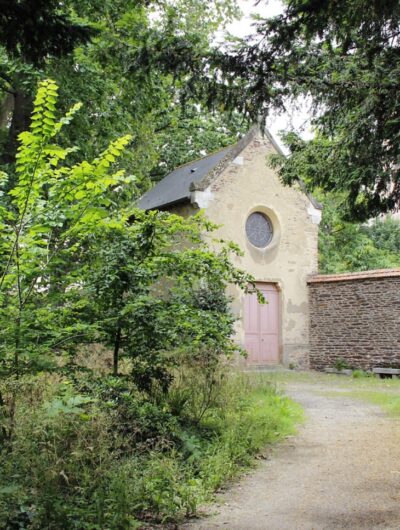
left=0, top=371, right=301, bottom=528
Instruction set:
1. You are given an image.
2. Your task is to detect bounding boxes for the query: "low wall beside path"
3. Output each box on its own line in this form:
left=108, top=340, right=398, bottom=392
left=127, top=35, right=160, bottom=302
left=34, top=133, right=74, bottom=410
left=307, top=269, right=400, bottom=371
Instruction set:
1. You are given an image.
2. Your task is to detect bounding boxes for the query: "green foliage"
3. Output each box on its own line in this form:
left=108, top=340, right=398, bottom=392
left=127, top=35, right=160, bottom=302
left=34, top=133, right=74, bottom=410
left=0, top=372, right=301, bottom=528
left=0, top=0, right=94, bottom=67
left=334, top=357, right=351, bottom=371
left=364, top=216, right=400, bottom=254
left=89, top=209, right=255, bottom=387
left=317, top=192, right=400, bottom=273
left=210, top=0, right=400, bottom=220
left=352, top=370, right=373, bottom=379
left=0, top=0, right=245, bottom=186
left=0, top=79, right=132, bottom=374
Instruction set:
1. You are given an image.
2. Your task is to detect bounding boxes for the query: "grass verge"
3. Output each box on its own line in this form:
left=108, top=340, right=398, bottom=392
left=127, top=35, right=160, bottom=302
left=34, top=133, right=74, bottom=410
left=267, top=369, right=400, bottom=418
left=318, top=388, right=400, bottom=418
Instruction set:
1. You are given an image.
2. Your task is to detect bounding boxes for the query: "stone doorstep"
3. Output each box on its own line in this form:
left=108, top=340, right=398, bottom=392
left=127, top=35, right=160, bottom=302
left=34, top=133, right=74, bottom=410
left=243, top=364, right=290, bottom=372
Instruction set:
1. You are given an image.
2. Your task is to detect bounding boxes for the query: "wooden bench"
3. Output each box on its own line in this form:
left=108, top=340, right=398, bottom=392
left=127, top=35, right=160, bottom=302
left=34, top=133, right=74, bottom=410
left=372, top=368, right=400, bottom=379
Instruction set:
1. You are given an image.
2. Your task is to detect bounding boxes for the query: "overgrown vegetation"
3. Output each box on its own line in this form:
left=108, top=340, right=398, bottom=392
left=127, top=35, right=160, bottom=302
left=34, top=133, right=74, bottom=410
left=0, top=368, right=301, bottom=528
left=0, top=80, right=300, bottom=528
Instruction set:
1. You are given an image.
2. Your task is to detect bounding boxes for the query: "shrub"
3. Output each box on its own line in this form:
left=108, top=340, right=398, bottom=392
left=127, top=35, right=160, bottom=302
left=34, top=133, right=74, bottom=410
left=0, top=371, right=301, bottom=528
left=352, top=369, right=373, bottom=379
left=334, top=357, right=351, bottom=371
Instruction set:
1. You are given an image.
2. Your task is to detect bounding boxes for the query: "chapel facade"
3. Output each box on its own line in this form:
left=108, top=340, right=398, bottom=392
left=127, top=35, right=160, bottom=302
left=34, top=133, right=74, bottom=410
left=139, top=127, right=321, bottom=368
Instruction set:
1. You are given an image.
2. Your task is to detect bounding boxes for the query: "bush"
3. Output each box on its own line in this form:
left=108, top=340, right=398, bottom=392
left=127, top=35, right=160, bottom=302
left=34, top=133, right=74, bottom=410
left=352, top=369, right=373, bottom=379
left=0, top=371, right=301, bottom=528
left=334, top=357, right=351, bottom=371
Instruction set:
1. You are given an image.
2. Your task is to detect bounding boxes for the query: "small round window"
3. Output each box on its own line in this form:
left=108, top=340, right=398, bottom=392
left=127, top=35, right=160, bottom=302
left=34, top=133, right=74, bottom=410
left=245, top=212, right=273, bottom=248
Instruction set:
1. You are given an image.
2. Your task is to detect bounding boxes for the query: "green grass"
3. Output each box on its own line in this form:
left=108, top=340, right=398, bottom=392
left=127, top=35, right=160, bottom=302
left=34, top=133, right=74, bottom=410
left=265, top=369, right=400, bottom=418
left=0, top=371, right=302, bottom=529
left=317, top=388, right=400, bottom=417
left=195, top=374, right=303, bottom=493
left=344, top=390, right=400, bottom=416
left=267, top=368, right=400, bottom=388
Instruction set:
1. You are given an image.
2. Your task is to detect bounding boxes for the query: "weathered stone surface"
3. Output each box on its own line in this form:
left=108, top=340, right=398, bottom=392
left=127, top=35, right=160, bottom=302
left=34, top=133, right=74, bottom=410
left=308, top=272, right=400, bottom=370
left=171, top=132, right=320, bottom=368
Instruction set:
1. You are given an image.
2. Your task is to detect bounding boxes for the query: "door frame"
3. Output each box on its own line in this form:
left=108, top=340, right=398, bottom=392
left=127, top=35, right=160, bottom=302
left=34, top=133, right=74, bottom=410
left=244, top=281, right=282, bottom=365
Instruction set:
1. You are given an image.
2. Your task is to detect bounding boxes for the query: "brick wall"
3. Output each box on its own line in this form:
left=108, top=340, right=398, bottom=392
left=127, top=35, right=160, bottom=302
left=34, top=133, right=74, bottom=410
left=308, top=270, right=400, bottom=370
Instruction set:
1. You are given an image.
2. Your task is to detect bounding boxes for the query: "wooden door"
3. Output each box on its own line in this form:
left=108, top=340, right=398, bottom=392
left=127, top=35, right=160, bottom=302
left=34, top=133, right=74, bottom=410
left=244, top=283, right=280, bottom=364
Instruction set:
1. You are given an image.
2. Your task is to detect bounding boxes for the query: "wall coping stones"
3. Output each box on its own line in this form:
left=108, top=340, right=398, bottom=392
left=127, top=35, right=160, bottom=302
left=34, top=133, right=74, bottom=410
left=308, top=268, right=400, bottom=283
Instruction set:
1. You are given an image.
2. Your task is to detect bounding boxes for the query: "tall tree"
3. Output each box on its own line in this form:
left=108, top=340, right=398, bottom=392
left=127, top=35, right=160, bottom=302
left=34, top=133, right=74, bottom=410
left=0, top=0, right=94, bottom=163
left=208, top=0, right=400, bottom=221
left=0, top=0, right=244, bottom=191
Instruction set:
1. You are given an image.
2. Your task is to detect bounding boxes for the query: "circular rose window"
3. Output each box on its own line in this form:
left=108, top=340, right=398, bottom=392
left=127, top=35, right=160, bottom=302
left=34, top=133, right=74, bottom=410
left=245, top=212, right=273, bottom=248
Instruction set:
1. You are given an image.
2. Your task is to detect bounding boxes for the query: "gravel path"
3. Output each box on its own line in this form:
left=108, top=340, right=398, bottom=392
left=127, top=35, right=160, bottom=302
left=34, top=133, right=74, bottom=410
left=182, top=380, right=400, bottom=530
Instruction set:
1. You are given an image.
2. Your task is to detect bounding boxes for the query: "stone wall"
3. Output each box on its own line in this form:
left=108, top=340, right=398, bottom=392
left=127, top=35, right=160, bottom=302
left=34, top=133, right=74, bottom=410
left=308, top=270, right=400, bottom=370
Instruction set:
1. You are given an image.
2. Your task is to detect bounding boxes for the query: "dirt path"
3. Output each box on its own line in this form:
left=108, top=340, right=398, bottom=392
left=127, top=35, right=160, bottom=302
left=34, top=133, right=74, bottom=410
left=182, top=380, right=400, bottom=530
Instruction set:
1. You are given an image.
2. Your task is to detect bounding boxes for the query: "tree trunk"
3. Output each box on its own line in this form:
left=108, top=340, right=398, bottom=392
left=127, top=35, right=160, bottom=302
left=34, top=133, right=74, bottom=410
left=0, top=92, right=14, bottom=130
left=2, top=89, right=32, bottom=165
left=14, top=314, right=21, bottom=376
left=0, top=390, right=8, bottom=444
left=113, top=326, right=122, bottom=376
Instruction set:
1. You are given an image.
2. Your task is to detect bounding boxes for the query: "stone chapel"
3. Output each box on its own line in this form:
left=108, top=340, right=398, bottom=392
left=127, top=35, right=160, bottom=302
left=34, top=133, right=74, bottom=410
left=139, top=127, right=321, bottom=368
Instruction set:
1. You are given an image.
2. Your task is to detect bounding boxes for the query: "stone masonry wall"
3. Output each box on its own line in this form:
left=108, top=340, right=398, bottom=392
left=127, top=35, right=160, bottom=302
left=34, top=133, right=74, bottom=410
left=308, top=270, right=400, bottom=370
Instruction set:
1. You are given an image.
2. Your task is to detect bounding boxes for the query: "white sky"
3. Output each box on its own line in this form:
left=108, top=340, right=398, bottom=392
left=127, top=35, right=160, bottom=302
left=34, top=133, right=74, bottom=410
left=229, top=0, right=283, bottom=35
left=222, top=0, right=313, bottom=151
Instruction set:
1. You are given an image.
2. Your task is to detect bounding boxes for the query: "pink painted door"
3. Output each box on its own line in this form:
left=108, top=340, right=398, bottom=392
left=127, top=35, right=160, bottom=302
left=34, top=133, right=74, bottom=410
left=244, top=283, right=280, bottom=364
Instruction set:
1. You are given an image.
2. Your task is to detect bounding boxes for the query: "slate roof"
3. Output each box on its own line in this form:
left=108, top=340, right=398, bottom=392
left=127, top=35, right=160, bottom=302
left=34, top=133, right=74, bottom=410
left=138, top=146, right=232, bottom=211
left=138, top=126, right=322, bottom=211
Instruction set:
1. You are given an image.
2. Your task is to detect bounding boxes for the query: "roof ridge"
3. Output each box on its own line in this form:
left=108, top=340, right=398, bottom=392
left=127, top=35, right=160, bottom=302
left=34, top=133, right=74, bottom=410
left=190, top=125, right=259, bottom=192
left=138, top=125, right=323, bottom=211
left=166, top=143, right=234, bottom=174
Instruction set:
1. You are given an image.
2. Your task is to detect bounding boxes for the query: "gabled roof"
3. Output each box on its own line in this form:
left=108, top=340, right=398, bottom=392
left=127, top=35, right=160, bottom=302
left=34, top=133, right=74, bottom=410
left=138, top=127, right=258, bottom=211
left=138, top=126, right=322, bottom=211
left=138, top=145, right=232, bottom=211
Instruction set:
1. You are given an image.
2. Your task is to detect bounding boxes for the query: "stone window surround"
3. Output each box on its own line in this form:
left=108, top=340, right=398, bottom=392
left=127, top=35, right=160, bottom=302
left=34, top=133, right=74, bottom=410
left=244, top=205, right=281, bottom=252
